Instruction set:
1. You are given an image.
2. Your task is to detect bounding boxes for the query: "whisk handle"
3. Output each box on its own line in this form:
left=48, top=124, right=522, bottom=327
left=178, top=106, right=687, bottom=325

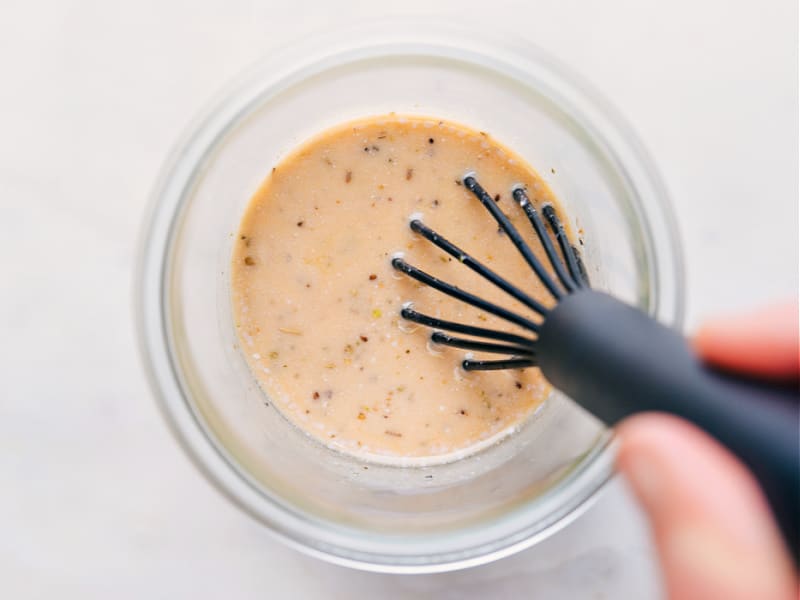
left=537, top=289, right=799, bottom=555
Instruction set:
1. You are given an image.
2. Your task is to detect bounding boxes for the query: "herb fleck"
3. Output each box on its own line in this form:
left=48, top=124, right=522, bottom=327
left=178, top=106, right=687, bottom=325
left=345, top=170, right=352, bottom=183
left=278, top=327, right=302, bottom=335
left=406, top=168, right=413, bottom=180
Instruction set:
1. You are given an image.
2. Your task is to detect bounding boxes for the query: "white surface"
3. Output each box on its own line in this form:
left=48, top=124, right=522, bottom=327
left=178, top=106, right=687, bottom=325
left=1, top=1, right=796, bottom=598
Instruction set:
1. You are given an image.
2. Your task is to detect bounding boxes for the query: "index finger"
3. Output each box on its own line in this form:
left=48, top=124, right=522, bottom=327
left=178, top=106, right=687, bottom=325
left=692, top=301, right=799, bottom=382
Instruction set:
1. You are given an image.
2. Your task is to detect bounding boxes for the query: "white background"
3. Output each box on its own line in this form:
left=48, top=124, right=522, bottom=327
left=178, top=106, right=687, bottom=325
left=1, top=1, right=796, bottom=598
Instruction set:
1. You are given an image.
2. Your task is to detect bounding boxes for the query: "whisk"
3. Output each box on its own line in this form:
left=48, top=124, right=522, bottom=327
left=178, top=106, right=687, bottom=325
left=392, top=174, right=799, bottom=554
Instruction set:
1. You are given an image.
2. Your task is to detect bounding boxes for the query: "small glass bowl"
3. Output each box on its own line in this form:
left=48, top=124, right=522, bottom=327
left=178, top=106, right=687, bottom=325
left=135, top=20, right=684, bottom=573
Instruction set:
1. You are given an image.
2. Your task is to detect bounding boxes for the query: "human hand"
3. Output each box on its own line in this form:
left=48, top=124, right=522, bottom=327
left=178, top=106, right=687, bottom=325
left=616, top=302, right=799, bottom=600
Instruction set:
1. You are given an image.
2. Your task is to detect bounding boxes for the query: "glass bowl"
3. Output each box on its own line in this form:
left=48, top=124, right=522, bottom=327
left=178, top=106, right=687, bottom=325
left=135, top=20, right=684, bottom=573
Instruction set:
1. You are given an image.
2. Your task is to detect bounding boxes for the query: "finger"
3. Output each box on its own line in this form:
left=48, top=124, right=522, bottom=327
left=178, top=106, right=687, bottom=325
left=616, top=413, right=796, bottom=600
left=692, top=301, right=799, bottom=381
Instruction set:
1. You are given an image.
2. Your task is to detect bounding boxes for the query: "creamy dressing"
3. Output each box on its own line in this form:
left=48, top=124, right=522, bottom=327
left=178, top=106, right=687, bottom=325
left=231, top=115, right=570, bottom=461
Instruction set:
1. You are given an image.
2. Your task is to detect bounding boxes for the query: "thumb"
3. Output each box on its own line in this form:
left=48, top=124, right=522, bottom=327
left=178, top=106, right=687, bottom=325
left=616, top=413, right=796, bottom=600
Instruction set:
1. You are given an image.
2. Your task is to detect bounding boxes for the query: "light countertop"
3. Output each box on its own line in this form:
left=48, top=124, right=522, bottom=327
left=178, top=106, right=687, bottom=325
left=1, top=1, right=796, bottom=597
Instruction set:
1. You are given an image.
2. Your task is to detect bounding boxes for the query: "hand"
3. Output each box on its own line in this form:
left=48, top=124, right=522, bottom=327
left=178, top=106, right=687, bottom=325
left=616, top=302, right=799, bottom=600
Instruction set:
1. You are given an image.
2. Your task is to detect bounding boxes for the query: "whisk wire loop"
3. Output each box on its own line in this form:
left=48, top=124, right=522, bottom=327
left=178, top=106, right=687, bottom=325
left=400, top=307, right=537, bottom=347
left=409, top=219, right=548, bottom=317
left=463, top=176, right=563, bottom=300
left=391, top=257, right=540, bottom=333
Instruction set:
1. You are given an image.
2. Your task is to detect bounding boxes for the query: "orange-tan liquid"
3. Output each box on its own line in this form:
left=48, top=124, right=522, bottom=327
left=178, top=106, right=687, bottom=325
left=231, top=115, right=567, bottom=460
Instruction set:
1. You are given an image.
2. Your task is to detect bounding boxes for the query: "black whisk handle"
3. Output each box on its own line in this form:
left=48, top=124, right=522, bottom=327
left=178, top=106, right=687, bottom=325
left=537, top=289, right=799, bottom=556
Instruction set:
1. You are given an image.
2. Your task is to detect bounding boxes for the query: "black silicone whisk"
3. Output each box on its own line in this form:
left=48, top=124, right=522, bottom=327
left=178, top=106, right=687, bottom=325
left=392, top=174, right=799, bottom=555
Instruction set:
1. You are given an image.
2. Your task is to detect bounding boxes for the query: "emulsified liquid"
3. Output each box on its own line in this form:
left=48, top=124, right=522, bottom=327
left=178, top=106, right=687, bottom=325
left=231, top=115, right=569, bottom=461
